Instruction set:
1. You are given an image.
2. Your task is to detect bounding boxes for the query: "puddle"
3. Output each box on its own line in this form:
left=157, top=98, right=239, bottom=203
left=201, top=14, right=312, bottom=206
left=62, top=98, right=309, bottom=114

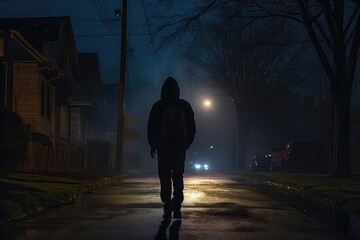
left=254, top=181, right=360, bottom=239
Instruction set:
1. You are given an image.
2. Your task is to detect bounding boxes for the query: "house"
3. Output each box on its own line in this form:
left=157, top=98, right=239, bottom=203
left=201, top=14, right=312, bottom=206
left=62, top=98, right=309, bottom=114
left=70, top=53, right=113, bottom=145
left=0, top=17, right=80, bottom=145
left=101, top=83, right=118, bottom=134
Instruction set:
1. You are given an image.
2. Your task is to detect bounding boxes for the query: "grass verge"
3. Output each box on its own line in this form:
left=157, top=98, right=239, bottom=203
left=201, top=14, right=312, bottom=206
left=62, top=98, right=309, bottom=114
left=250, top=172, right=360, bottom=215
left=0, top=171, right=125, bottom=225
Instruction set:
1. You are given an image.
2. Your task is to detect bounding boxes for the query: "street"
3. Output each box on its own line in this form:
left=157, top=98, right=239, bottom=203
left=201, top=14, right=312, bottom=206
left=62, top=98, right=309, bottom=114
left=0, top=171, right=351, bottom=240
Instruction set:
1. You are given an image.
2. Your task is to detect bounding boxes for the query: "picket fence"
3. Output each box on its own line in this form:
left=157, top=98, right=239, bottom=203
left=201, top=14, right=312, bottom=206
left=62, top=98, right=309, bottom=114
left=23, top=142, right=85, bottom=173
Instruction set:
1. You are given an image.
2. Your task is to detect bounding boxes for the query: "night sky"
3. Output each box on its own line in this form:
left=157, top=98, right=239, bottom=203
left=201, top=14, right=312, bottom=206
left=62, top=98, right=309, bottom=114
left=0, top=0, right=172, bottom=86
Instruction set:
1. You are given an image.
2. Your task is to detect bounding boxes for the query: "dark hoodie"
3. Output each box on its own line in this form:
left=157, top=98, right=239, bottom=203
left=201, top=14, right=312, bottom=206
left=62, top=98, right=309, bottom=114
left=147, top=77, right=196, bottom=150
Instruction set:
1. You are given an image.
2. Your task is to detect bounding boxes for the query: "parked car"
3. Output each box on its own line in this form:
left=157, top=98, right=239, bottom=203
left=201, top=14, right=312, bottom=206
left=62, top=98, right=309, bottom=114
left=249, top=155, right=271, bottom=172
left=271, top=141, right=328, bottom=173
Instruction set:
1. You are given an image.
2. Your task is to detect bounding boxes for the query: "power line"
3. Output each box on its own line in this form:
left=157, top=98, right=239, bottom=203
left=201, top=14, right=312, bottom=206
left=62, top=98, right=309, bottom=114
left=72, top=19, right=118, bottom=23
left=72, top=19, right=139, bottom=28
left=90, top=0, right=107, bottom=25
left=128, top=50, right=147, bottom=84
left=90, top=0, right=120, bottom=43
left=74, top=32, right=154, bottom=37
left=141, top=0, right=164, bottom=79
left=99, top=0, right=120, bottom=37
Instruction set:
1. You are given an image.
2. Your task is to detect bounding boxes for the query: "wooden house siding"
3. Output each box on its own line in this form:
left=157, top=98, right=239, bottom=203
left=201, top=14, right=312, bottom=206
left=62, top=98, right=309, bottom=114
left=1, top=18, right=81, bottom=147
left=37, top=115, right=52, bottom=137
left=12, top=61, right=55, bottom=138
left=12, top=62, right=38, bottom=130
left=37, top=84, right=55, bottom=138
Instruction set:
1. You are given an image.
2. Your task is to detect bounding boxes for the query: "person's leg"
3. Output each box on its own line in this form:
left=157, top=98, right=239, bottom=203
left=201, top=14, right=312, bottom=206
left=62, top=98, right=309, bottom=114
left=158, top=149, right=172, bottom=219
left=171, top=149, right=186, bottom=218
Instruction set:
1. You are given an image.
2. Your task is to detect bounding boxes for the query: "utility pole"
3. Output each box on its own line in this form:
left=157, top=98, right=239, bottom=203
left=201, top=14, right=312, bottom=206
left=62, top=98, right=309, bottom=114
left=115, top=0, right=127, bottom=172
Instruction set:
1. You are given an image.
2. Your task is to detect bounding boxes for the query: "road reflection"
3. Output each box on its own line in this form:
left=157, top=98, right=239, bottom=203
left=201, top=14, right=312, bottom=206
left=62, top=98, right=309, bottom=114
left=154, top=220, right=181, bottom=240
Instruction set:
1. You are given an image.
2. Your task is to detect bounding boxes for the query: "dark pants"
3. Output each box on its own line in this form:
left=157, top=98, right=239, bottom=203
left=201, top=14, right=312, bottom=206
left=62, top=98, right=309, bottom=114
left=157, top=144, right=186, bottom=209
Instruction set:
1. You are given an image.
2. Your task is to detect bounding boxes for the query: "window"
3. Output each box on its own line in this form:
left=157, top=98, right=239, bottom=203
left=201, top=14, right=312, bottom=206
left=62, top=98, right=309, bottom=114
left=40, top=78, right=52, bottom=121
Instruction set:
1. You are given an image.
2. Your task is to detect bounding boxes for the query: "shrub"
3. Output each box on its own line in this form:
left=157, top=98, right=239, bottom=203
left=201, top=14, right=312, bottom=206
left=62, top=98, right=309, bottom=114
left=0, top=108, right=29, bottom=174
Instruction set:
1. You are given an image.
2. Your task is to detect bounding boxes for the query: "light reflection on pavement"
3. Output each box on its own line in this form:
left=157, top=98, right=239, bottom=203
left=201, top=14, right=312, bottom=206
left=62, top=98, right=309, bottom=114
left=0, top=171, right=352, bottom=240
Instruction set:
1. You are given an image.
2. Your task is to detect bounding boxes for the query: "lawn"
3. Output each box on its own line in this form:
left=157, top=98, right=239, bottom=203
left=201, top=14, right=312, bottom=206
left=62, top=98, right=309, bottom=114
left=250, top=172, right=360, bottom=215
left=0, top=172, right=124, bottom=224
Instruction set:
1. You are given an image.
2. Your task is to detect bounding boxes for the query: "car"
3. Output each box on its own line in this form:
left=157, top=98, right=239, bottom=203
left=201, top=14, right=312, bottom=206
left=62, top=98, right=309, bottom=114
left=271, top=141, right=328, bottom=173
left=188, top=161, right=210, bottom=171
left=249, top=155, right=271, bottom=172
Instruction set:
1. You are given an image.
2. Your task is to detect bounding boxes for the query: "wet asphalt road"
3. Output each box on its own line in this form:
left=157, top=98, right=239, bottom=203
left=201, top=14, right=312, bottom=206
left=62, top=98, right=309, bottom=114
left=0, top=171, right=352, bottom=240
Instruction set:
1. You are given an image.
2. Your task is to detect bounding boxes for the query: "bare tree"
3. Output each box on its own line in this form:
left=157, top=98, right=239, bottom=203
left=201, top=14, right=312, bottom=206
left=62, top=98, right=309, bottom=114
left=248, top=0, right=360, bottom=177
left=182, top=15, right=299, bottom=169
left=150, top=0, right=360, bottom=176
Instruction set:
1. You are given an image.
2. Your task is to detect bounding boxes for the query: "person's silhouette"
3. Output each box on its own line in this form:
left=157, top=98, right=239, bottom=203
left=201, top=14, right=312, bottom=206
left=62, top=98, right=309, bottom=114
left=147, top=76, right=196, bottom=219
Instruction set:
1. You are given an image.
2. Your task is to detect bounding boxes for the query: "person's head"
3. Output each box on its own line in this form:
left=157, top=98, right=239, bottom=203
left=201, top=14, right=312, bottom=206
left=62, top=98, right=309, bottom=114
left=161, top=76, right=180, bottom=101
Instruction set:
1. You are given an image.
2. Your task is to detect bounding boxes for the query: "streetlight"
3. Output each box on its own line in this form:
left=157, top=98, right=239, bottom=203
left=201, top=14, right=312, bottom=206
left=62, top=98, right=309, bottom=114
left=115, top=8, right=121, bottom=17
left=115, top=0, right=127, bottom=173
left=203, top=99, right=212, bottom=109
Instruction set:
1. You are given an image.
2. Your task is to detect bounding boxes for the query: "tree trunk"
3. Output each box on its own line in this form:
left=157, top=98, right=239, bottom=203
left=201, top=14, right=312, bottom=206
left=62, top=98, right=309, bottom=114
left=237, top=134, right=247, bottom=170
left=236, top=124, right=248, bottom=170
left=331, top=80, right=352, bottom=177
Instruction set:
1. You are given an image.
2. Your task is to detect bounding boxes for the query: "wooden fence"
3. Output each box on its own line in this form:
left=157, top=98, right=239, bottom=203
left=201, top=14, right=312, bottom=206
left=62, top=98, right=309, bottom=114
left=23, top=142, right=85, bottom=173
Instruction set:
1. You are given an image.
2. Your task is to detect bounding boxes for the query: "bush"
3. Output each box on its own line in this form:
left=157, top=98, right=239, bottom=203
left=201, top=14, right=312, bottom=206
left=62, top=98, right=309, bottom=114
left=0, top=108, right=29, bottom=174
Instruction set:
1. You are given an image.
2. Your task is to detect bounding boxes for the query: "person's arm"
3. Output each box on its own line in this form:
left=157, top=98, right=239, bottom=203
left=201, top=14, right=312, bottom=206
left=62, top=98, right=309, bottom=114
left=147, top=102, right=161, bottom=157
left=185, top=102, right=196, bottom=149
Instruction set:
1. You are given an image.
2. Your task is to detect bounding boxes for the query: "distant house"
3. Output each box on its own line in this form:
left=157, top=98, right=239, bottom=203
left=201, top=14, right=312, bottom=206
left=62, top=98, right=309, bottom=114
left=101, top=83, right=118, bottom=134
left=0, top=17, right=80, bottom=145
left=70, top=53, right=112, bottom=145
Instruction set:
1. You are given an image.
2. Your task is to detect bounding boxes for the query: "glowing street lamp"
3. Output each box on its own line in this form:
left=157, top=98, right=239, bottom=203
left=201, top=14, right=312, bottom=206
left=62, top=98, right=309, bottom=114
left=203, top=99, right=212, bottom=108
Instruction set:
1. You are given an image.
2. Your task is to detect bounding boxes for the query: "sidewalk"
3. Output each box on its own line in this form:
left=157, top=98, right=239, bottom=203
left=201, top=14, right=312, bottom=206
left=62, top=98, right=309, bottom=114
left=249, top=172, right=360, bottom=216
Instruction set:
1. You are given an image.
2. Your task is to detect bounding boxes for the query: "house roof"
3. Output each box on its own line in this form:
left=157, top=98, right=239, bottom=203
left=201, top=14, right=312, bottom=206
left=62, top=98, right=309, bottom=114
left=68, top=53, right=102, bottom=103
left=0, top=16, right=78, bottom=66
left=0, top=16, right=80, bottom=91
left=77, top=53, right=102, bottom=90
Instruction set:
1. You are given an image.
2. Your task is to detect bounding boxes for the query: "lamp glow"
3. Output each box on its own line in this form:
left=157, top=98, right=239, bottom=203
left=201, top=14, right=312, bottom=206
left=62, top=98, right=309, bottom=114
left=203, top=99, right=212, bottom=108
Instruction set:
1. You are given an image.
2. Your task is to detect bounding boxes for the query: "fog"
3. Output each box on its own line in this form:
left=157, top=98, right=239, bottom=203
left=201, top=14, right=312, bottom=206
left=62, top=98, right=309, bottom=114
left=121, top=78, right=237, bottom=172
left=118, top=73, right=327, bottom=173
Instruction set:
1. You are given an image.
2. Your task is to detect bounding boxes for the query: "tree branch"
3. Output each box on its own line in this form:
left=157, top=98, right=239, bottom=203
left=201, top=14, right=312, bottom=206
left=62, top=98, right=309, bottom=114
left=297, top=0, right=334, bottom=83
left=345, top=5, right=360, bottom=35
left=347, top=11, right=360, bottom=85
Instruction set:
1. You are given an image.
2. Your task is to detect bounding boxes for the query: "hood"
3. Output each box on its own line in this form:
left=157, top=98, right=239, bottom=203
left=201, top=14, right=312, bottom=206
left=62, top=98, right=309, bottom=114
left=161, top=76, right=180, bottom=101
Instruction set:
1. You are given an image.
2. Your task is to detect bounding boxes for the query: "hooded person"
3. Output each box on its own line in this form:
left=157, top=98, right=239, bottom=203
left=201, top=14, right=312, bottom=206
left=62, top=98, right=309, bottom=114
left=147, top=76, right=196, bottom=219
